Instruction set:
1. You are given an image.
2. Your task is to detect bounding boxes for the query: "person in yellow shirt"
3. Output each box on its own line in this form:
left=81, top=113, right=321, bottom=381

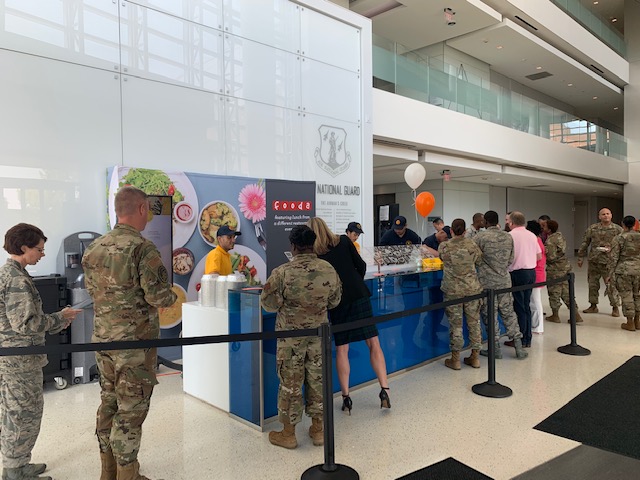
left=345, top=222, right=363, bottom=254
left=204, top=225, right=241, bottom=275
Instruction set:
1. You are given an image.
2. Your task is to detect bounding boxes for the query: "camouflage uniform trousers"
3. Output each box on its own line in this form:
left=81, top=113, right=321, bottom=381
left=95, top=348, right=157, bottom=466
left=444, top=294, right=482, bottom=351
left=480, top=293, right=523, bottom=342
left=615, top=274, right=640, bottom=318
left=547, top=274, right=578, bottom=312
left=587, top=261, right=619, bottom=307
left=0, top=369, right=43, bottom=469
left=276, top=336, right=322, bottom=426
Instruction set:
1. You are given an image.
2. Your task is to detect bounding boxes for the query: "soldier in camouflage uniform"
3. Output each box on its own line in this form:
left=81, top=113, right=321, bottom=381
left=83, top=187, right=177, bottom=480
left=260, top=225, right=341, bottom=449
left=473, top=211, right=527, bottom=360
left=607, top=216, right=640, bottom=331
left=577, top=208, right=623, bottom=316
left=439, top=219, right=483, bottom=370
left=0, top=223, right=80, bottom=480
left=544, top=220, right=582, bottom=324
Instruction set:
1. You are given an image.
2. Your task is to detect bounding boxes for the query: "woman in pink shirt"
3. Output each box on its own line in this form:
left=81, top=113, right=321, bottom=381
left=527, top=221, right=546, bottom=334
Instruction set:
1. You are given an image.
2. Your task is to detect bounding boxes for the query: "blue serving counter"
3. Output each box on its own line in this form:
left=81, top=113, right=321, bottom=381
left=226, top=268, right=465, bottom=430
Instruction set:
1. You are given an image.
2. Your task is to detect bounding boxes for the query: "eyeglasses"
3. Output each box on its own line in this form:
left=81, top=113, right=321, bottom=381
left=34, top=247, right=45, bottom=254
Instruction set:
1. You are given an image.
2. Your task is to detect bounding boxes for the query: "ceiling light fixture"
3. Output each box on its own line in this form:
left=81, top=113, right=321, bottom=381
left=614, top=106, right=619, bottom=110
left=536, top=66, right=542, bottom=70
left=593, top=96, right=598, bottom=100
left=593, top=1, right=599, bottom=4
left=496, top=45, right=503, bottom=49
left=612, top=17, right=618, bottom=22
left=444, top=8, right=456, bottom=26
left=567, top=83, right=573, bottom=86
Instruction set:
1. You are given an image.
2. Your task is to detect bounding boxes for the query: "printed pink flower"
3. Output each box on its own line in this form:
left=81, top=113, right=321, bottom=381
left=238, top=183, right=266, bottom=223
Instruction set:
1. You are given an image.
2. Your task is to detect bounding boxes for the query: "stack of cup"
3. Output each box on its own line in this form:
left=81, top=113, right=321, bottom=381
left=200, top=274, right=218, bottom=307
left=215, top=275, right=228, bottom=309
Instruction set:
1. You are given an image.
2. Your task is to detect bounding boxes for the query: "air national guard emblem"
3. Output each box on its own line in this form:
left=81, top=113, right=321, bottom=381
left=314, top=125, right=351, bottom=177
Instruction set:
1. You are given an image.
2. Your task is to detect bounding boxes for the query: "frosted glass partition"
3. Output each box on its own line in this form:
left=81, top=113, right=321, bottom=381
left=551, top=0, right=625, bottom=57
left=0, top=0, right=120, bottom=70
left=372, top=34, right=627, bottom=161
left=300, top=6, right=361, bottom=73
left=120, top=2, right=224, bottom=92
left=127, top=0, right=223, bottom=29
left=222, top=0, right=300, bottom=53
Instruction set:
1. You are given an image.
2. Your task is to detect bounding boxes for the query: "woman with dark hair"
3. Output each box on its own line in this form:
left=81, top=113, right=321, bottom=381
left=307, top=217, right=390, bottom=415
left=526, top=220, right=546, bottom=335
left=0, top=223, right=80, bottom=480
left=261, top=225, right=341, bottom=450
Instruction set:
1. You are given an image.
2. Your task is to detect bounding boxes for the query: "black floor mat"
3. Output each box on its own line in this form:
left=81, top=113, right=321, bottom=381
left=535, top=355, right=640, bottom=460
left=396, top=457, right=493, bottom=480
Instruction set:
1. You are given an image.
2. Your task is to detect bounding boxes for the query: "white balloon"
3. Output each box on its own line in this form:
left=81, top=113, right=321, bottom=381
left=404, top=163, right=426, bottom=190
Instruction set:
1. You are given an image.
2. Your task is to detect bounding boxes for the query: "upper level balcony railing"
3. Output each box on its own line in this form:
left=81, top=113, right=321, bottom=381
left=551, top=0, right=626, bottom=57
left=373, top=35, right=627, bottom=161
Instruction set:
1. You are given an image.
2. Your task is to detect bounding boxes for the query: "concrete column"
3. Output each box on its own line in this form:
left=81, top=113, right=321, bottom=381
left=624, top=0, right=640, bottom=215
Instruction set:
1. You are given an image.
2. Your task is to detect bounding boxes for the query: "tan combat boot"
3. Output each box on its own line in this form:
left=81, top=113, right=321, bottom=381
left=463, top=349, right=480, bottom=368
left=546, top=309, right=561, bottom=323
left=621, top=317, right=636, bottom=331
left=444, top=351, right=461, bottom=370
left=269, top=420, right=297, bottom=449
left=514, top=339, right=528, bottom=359
left=635, top=313, right=640, bottom=330
left=309, top=417, right=324, bottom=446
left=583, top=304, right=598, bottom=313
left=100, top=451, right=117, bottom=480
left=575, top=310, right=583, bottom=323
left=115, top=461, right=150, bottom=480
left=612, top=306, right=621, bottom=317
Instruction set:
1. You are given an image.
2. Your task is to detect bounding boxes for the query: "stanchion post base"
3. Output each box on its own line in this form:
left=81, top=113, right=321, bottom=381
left=472, top=381, right=513, bottom=398
left=301, top=464, right=359, bottom=480
left=557, top=344, right=591, bottom=356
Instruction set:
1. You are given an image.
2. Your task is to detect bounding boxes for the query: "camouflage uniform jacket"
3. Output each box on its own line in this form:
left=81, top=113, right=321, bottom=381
left=609, top=231, right=640, bottom=277
left=545, top=231, right=571, bottom=278
left=473, top=226, right=514, bottom=289
left=577, top=222, right=623, bottom=265
left=260, top=253, right=342, bottom=331
left=439, top=236, right=483, bottom=296
left=0, top=259, right=67, bottom=372
left=82, top=224, right=177, bottom=343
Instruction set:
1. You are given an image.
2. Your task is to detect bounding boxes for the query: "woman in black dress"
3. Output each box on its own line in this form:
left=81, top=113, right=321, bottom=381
left=307, top=217, right=390, bottom=413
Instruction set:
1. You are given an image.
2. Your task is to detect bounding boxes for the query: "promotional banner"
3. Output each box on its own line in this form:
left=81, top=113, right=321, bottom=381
left=264, top=179, right=316, bottom=273
left=107, top=166, right=316, bottom=359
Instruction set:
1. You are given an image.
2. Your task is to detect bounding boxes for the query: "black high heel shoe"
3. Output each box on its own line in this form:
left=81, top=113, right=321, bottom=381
left=341, top=395, right=352, bottom=415
left=379, top=387, right=390, bottom=409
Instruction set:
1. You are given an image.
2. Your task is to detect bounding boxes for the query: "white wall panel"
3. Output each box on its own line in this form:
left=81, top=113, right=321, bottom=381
left=120, top=2, right=224, bottom=92
left=121, top=76, right=226, bottom=175
left=300, top=5, right=360, bottom=73
left=224, top=98, right=302, bottom=179
left=0, top=49, right=121, bottom=275
left=301, top=58, right=360, bottom=122
left=0, top=0, right=120, bottom=71
left=222, top=0, right=300, bottom=53
left=127, top=0, right=223, bottom=30
left=224, top=34, right=300, bottom=109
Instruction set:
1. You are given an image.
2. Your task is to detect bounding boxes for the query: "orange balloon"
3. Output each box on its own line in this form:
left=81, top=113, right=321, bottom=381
left=415, top=192, right=435, bottom=217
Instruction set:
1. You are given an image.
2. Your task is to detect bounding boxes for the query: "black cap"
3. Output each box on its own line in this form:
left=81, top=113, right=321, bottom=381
left=392, top=216, right=407, bottom=230
left=347, top=222, right=364, bottom=234
left=217, top=225, right=242, bottom=237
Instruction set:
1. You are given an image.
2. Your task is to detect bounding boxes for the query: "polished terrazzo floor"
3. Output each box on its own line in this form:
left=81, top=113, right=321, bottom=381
left=34, top=264, right=640, bottom=480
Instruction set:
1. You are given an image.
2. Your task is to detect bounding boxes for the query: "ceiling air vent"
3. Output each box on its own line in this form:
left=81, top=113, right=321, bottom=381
left=514, top=15, right=538, bottom=31
left=524, top=185, right=549, bottom=188
left=525, top=71, right=553, bottom=81
left=590, top=64, right=604, bottom=74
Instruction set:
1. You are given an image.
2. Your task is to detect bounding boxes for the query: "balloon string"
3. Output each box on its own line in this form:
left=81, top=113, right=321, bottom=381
left=412, top=189, right=419, bottom=229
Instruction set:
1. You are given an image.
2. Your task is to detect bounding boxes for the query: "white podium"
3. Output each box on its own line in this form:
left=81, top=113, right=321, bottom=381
left=181, top=302, right=229, bottom=412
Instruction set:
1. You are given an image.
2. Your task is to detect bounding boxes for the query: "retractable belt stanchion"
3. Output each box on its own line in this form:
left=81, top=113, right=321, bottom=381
left=301, top=323, right=359, bottom=480
left=472, top=289, right=512, bottom=398
left=557, top=272, right=591, bottom=356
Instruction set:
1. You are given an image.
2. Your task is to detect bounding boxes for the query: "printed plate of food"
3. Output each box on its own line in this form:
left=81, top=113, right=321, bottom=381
left=198, top=200, right=240, bottom=247
left=158, top=284, right=187, bottom=329
left=172, top=248, right=195, bottom=276
left=109, top=167, right=198, bottom=248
